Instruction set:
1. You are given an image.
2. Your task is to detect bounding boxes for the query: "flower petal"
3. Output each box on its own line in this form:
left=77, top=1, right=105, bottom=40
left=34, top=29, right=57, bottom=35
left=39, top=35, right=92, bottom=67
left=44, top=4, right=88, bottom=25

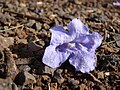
left=50, top=26, right=73, bottom=45
left=69, top=44, right=97, bottom=73
left=67, top=18, right=90, bottom=36
left=74, top=32, right=103, bottom=51
left=42, top=45, right=70, bottom=68
left=113, top=1, right=120, bottom=6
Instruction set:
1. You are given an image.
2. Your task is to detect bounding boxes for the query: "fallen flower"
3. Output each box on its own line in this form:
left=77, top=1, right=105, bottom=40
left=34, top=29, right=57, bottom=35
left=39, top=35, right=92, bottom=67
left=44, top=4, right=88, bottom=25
left=34, top=9, right=44, bottom=13
left=42, top=18, right=103, bottom=73
left=113, top=1, right=120, bottom=6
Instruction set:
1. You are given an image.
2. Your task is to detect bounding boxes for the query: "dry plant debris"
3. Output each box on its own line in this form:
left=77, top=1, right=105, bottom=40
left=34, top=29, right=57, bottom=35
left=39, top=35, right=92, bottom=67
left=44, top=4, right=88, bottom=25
left=0, top=0, right=120, bottom=90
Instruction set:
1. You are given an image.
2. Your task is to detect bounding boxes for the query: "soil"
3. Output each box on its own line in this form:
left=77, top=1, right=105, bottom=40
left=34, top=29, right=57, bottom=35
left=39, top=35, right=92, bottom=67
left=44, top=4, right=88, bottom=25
left=0, top=0, right=120, bottom=90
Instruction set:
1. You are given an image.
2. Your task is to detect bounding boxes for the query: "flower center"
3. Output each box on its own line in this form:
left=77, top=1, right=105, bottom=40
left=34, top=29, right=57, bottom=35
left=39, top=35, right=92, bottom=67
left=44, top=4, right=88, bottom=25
left=68, top=42, right=75, bottom=48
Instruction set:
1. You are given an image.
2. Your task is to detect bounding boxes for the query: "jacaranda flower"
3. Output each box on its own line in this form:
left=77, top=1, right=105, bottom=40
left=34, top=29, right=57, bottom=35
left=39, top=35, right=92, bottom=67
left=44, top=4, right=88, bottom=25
left=113, top=1, right=120, bottom=6
left=42, top=18, right=103, bottom=73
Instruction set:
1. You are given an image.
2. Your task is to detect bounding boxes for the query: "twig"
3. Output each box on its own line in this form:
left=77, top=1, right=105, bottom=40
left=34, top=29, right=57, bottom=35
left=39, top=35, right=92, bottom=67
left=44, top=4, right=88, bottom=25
left=111, top=72, right=120, bottom=76
left=88, top=73, right=103, bottom=85
left=102, top=38, right=120, bottom=45
left=0, top=25, right=24, bottom=33
left=108, top=32, right=120, bottom=36
left=2, top=9, right=46, bottom=23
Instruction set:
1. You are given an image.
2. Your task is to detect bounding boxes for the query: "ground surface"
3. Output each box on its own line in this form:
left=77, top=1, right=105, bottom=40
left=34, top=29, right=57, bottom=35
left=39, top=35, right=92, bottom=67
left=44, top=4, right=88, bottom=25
left=0, top=0, right=120, bottom=90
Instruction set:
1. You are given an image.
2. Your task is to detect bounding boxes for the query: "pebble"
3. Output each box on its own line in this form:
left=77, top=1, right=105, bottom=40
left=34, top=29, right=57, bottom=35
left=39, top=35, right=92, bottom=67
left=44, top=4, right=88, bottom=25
left=50, top=83, right=57, bottom=90
left=14, top=71, right=36, bottom=88
left=53, top=69, right=64, bottom=84
left=28, top=40, right=44, bottom=51
left=34, top=86, right=42, bottom=90
left=68, top=79, right=79, bottom=85
left=27, top=20, right=36, bottom=27
left=0, top=50, right=3, bottom=61
left=36, top=22, right=42, bottom=31
left=36, top=1, right=43, bottom=5
left=44, top=66, right=56, bottom=75
left=0, top=78, right=18, bottom=90
left=79, top=84, right=88, bottom=90
left=0, top=36, right=14, bottom=50
left=113, top=35, right=120, bottom=47
left=5, top=49, right=18, bottom=80
left=43, top=23, right=49, bottom=30
left=16, top=58, right=32, bottom=65
left=18, top=65, right=31, bottom=72
left=41, top=75, right=51, bottom=83
left=97, top=71, right=104, bottom=79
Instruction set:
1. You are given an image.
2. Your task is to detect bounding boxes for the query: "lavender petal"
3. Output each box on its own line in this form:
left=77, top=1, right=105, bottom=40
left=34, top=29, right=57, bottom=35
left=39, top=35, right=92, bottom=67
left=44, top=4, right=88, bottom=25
left=42, top=45, right=70, bottom=68
left=67, top=18, right=90, bottom=36
left=113, top=1, right=120, bottom=6
left=50, top=26, right=72, bottom=45
left=69, top=44, right=97, bottom=73
left=74, top=32, right=103, bottom=51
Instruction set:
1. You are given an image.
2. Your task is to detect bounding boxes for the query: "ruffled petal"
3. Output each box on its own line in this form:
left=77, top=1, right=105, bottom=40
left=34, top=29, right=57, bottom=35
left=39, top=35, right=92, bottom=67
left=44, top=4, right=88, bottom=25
left=69, top=44, right=97, bottom=73
left=42, top=45, right=70, bottom=68
left=74, top=32, right=103, bottom=51
left=50, top=26, right=73, bottom=45
left=113, top=1, right=120, bottom=6
left=67, top=18, right=90, bottom=37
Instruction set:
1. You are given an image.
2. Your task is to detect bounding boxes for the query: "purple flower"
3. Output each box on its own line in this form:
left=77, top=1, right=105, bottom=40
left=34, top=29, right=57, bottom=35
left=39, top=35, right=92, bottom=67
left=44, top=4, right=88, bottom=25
left=113, top=1, right=120, bottom=6
left=34, top=9, right=44, bottom=13
left=42, top=18, right=103, bottom=73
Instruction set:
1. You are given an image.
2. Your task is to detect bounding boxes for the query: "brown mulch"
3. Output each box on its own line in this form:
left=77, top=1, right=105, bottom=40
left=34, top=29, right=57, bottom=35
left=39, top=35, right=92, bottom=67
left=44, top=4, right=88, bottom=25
left=0, top=0, right=120, bottom=90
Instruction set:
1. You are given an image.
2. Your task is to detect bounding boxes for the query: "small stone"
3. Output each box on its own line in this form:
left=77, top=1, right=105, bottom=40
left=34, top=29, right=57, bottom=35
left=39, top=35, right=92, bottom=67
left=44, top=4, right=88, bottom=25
left=0, top=50, right=4, bottom=61
left=24, top=71, right=36, bottom=84
left=94, top=85, right=106, bottom=90
left=4, top=26, right=9, bottom=29
left=44, top=66, right=56, bottom=75
left=36, top=22, right=42, bottom=31
left=27, top=20, right=36, bottom=27
left=5, top=49, right=18, bottom=80
left=35, top=40, right=45, bottom=47
left=64, top=69, right=68, bottom=74
left=16, top=58, right=32, bottom=65
left=79, top=84, right=88, bottom=90
left=12, top=83, right=18, bottom=90
left=0, top=78, right=18, bottom=90
left=99, top=85, right=106, bottom=90
left=36, top=2, right=43, bottom=5
left=6, top=37, right=14, bottom=45
left=113, top=35, right=120, bottom=47
left=19, top=65, right=31, bottom=72
left=97, top=72, right=104, bottom=79
left=50, top=83, right=57, bottom=90
left=0, top=36, right=14, bottom=50
left=34, top=86, right=42, bottom=90
left=68, top=78, right=79, bottom=89
left=28, top=40, right=44, bottom=52
left=20, top=3, right=26, bottom=7
left=49, top=14, right=57, bottom=20
left=14, top=71, right=36, bottom=87
left=43, top=23, right=50, bottom=30
left=104, top=72, right=110, bottom=76
left=53, top=69, right=64, bottom=84
left=74, top=0, right=82, bottom=5
left=68, top=79, right=79, bottom=85
left=42, top=75, right=51, bottom=83
left=19, top=39, right=28, bottom=44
